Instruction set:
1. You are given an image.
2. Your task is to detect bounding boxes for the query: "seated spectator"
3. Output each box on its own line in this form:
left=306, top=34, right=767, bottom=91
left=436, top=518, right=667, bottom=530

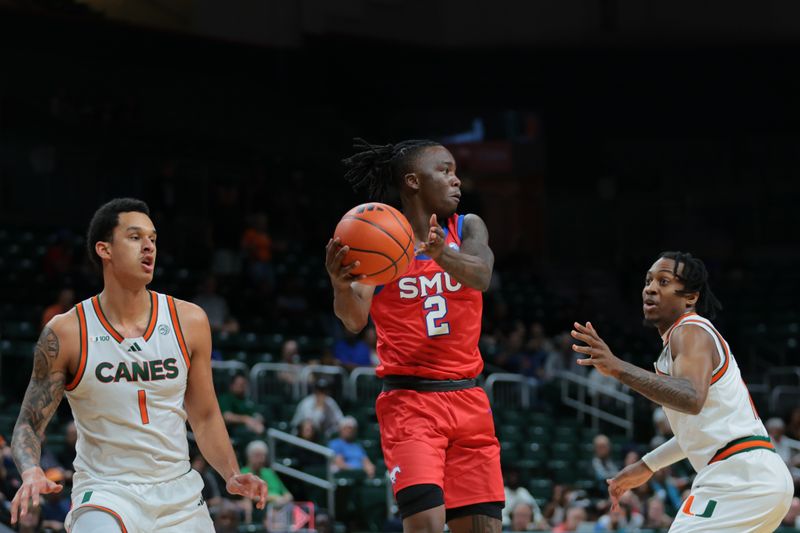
left=277, top=339, right=302, bottom=392
left=595, top=491, right=644, bottom=531
left=327, top=416, right=375, bottom=478
left=40, top=468, right=70, bottom=531
left=41, top=288, right=75, bottom=329
left=542, top=332, right=584, bottom=382
left=292, top=418, right=326, bottom=468
left=543, top=484, right=571, bottom=527
left=650, top=407, right=673, bottom=448
left=212, top=499, right=241, bottom=533
left=290, top=378, right=343, bottom=439
left=552, top=506, right=586, bottom=532
left=788, top=407, right=800, bottom=441
left=333, top=329, right=372, bottom=370
left=363, top=326, right=380, bottom=366
left=241, top=212, right=274, bottom=292
left=648, top=466, right=684, bottom=515
left=643, top=496, right=673, bottom=530
left=17, top=496, right=42, bottom=533
left=56, top=421, right=78, bottom=482
left=505, top=502, right=534, bottom=532
left=218, top=374, right=265, bottom=436
left=766, top=417, right=800, bottom=465
left=191, top=449, right=223, bottom=509
left=503, top=467, right=546, bottom=529
left=782, top=497, right=800, bottom=529
left=193, top=275, right=240, bottom=334
left=591, top=435, right=618, bottom=495
left=241, top=440, right=293, bottom=507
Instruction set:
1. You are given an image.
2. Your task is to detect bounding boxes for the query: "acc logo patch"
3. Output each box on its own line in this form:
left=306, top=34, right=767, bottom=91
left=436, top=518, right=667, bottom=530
left=158, top=324, right=171, bottom=336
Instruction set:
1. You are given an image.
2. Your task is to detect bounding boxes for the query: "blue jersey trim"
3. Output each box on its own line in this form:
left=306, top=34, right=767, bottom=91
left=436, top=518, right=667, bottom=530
left=374, top=285, right=384, bottom=295
left=457, top=214, right=465, bottom=241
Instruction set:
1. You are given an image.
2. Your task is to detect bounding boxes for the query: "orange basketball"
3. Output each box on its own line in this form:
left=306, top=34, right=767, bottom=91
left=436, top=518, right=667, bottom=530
left=334, top=202, right=414, bottom=286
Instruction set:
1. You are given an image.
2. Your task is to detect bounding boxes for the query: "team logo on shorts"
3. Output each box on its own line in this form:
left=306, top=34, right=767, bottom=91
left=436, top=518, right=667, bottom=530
left=158, top=324, right=171, bottom=335
left=682, top=495, right=717, bottom=518
left=390, top=466, right=401, bottom=485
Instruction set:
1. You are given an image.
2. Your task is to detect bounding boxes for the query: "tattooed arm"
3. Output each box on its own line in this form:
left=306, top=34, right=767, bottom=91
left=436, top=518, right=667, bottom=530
left=10, top=312, right=77, bottom=524
left=572, top=322, right=715, bottom=415
left=418, top=213, right=494, bottom=291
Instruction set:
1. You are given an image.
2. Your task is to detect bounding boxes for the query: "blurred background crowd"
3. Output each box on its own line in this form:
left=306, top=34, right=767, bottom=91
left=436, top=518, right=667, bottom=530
left=1, top=1, right=799, bottom=532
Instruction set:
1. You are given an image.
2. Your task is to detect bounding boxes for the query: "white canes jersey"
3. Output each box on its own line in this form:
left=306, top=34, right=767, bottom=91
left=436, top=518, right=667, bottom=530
left=64, top=292, right=192, bottom=483
left=654, top=312, right=773, bottom=472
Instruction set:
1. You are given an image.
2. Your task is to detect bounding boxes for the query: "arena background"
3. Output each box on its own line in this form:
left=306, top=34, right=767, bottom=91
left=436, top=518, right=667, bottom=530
left=0, top=1, right=798, bottom=532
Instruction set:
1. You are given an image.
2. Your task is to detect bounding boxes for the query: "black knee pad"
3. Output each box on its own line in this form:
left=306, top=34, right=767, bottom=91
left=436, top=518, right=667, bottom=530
left=396, top=484, right=444, bottom=519
left=445, top=501, right=504, bottom=523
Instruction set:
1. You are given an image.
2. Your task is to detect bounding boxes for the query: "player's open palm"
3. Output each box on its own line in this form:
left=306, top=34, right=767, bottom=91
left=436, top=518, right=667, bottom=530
left=227, top=473, right=268, bottom=509
left=571, top=321, right=623, bottom=377
left=606, top=461, right=653, bottom=511
left=11, top=467, right=63, bottom=524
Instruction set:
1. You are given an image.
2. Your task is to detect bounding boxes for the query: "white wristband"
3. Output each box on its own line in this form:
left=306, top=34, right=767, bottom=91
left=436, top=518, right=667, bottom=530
left=641, top=437, right=686, bottom=472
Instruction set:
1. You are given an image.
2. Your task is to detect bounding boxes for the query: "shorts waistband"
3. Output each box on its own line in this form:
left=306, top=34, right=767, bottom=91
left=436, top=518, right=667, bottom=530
left=382, top=375, right=478, bottom=392
left=708, top=435, right=775, bottom=465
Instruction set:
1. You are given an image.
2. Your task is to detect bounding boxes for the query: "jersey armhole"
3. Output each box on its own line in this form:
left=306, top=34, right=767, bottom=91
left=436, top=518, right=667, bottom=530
left=167, top=296, right=191, bottom=370
left=673, top=321, right=730, bottom=384
left=65, top=303, right=89, bottom=391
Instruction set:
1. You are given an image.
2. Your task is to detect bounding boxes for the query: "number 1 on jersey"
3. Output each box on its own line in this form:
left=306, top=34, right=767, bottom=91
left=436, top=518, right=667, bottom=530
left=138, top=389, right=150, bottom=425
left=424, top=295, right=450, bottom=337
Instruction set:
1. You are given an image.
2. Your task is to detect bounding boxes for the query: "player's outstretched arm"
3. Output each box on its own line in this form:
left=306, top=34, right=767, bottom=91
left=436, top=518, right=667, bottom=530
left=571, top=322, right=713, bottom=415
left=417, top=213, right=494, bottom=291
left=325, top=237, right=375, bottom=333
left=10, top=314, right=75, bottom=524
left=179, top=300, right=268, bottom=509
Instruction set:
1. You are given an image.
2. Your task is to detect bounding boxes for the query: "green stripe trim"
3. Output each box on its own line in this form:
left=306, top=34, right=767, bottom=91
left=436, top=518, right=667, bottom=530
left=714, top=444, right=776, bottom=462
left=713, top=435, right=771, bottom=457
left=82, top=490, right=93, bottom=503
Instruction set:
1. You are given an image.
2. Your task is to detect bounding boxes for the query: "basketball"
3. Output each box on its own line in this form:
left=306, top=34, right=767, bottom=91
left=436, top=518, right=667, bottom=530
left=334, top=202, right=414, bottom=285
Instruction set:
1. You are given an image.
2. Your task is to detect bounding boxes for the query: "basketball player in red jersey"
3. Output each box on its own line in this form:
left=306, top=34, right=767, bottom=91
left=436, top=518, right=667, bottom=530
left=10, top=198, right=266, bottom=531
left=326, top=139, right=503, bottom=533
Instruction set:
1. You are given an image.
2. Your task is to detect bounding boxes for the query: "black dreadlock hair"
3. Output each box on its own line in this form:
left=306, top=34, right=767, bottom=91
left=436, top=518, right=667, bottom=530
left=342, top=138, right=441, bottom=202
left=658, top=251, right=723, bottom=320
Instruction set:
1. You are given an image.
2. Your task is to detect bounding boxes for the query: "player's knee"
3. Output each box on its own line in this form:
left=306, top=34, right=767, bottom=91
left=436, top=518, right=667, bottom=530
left=396, top=483, right=444, bottom=520
left=72, top=509, right=125, bottom=533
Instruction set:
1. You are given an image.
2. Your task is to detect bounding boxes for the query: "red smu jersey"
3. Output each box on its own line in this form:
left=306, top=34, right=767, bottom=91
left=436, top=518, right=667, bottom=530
left=370, top=213, right=483, bottom=380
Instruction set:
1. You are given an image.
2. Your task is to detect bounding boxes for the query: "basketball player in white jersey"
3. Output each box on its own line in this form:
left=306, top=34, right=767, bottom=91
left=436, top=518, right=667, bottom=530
left=571, top=251, right=792, bottom=532
left=10, top=198, right=267, bottom=532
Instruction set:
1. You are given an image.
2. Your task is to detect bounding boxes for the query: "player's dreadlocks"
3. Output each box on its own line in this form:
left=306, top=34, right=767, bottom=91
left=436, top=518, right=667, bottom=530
left=342, top=138, right=440, bottom=202
left=659, top=251, right=723, bottom=319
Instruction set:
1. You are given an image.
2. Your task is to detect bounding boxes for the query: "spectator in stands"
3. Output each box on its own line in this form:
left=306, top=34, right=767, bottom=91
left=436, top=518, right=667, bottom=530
left=241, top=440, right=293, bottom=507
left=41, top=288, right=75, bottom=329
left=333, top=329, right=372, bottom=371
left=193, top=274, right=240, bottom=334
left=292, top=418, right=326, bottom=468
left=16, top=496, right=42, bottom=533
left=212, top=499, right=241, bottom=533
left=505, top=502, right=534, bottom=532
left=787, top=406, right=800, bottom=440
left=591, top=435, right=618, bottom=495
left=291, top=378, right=343, bottom=439
left=543, top=484, right=571, bottom=526
left=277, top=338, right=302, bottom=392
left=595, top=491, right=644, bottom=531
left=241, top=212, right=274, bottom=292
left=643, top=496, right=673, bottom=530
left=191, top=449, right=223, bottom=509
left=782, top=497, right=800, bottom=529
left=56, top=421, right=77, bottom=473
left=40, top=468, right=70, bottom=531
left=503, top=467, right=546, bottom=529
left=327, top=416, right=375, bottom=478
left=552, top=506, right=586, bottom=532
left=542, top=332, right=584, bottom=382
left=648, top=466, right=683, bottom=515
left=767, top=417, right=796, bottom=465
left=218, top=373, right=265, bottom=436
left=42, top=229, right=74, bottom=280
left=650, top=406, right=673, bottom=448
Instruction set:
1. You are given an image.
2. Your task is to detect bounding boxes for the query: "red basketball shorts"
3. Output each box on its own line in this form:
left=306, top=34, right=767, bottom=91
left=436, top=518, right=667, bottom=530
left=375, top=386, right=504, bottom=509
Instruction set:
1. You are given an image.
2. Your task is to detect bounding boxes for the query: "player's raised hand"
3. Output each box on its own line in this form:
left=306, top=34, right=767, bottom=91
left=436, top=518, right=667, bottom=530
left=606, top=461, right=654, bottom=511
left=227, top=472, right=269, bottom=510
left=10, top=467, right=63, bottom=524
left=325, top=237, right=365, bottom=289
left=571, top=321, right=623, bottom=377
left=415, top=214, right=446, bottom=259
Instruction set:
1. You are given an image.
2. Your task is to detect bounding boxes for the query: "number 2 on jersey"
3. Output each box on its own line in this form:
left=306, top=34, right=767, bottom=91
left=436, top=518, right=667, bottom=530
left=424, top=295, right=450, bottom=336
